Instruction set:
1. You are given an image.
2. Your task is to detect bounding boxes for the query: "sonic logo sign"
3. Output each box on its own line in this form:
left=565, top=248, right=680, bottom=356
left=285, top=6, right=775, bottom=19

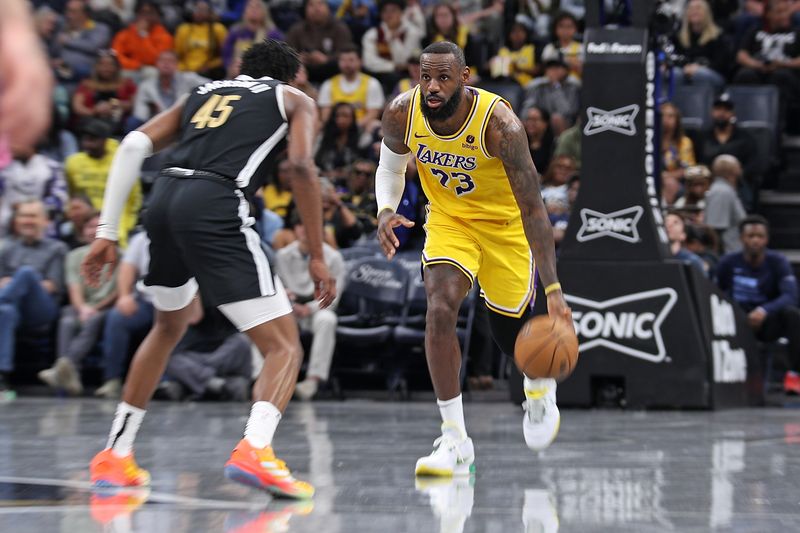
left=565, top=288, right=678, bottom=363
left=710, top=294, right=746, bottom=383
left=583, top=104, right=639, bottom=136
left=576, top=206, right=644, bottom=243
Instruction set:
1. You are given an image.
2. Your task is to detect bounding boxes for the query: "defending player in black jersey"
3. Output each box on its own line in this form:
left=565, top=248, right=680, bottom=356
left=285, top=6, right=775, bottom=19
left=81, top=40, right=334, bottom=499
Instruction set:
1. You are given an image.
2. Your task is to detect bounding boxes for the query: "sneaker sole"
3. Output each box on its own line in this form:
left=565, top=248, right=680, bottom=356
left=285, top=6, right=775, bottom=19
left=224, top=464, right=313, bottom=500
left=414, top=462, right=475, bottom=477
left=525, top=414, right=561, bottom=452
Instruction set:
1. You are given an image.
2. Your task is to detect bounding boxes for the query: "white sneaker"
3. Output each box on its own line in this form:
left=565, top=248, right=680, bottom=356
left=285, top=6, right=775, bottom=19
left=416, top=476, right=475, bottom=533
left=294, top=379, right=319, bottom=401
left=415, top=423, right=475, bottom=477
left=522, top=489, right=560, bottom=533
left=95, top=378, right=122, bottom=399
left=523, top=378, right=560, bottom=451
left=38, top=357, right=83, bottom=396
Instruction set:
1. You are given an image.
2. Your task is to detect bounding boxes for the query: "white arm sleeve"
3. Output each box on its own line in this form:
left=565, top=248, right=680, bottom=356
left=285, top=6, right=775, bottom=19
left=96, top=131, right=153, bottom=241
left=375, top=141, right=410, bottom=215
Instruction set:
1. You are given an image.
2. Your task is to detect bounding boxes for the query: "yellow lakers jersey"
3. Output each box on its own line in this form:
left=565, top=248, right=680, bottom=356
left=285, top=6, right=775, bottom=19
left=405, top=86, right=520, bottom=221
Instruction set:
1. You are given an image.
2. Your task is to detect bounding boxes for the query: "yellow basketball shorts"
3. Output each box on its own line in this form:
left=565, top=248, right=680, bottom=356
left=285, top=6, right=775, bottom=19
left=421, top=207, right=535, bottom=318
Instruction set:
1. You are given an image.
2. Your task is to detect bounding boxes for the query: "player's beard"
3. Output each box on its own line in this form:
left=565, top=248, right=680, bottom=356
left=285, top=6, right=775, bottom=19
left=420, top=84, right=464, bottom=122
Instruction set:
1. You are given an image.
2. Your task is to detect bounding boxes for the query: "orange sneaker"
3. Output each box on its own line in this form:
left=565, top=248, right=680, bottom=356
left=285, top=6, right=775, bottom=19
left=90, top=449, right=151, bottom=488
left=90, top=487, right=150, bottom=525
left=224, top=439, right=314, bottom=499
left=784, top=371, right=800, bottom=395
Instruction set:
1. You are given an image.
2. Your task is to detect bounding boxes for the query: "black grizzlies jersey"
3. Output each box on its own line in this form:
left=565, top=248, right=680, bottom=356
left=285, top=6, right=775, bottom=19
left=166, top=75, right=288, bottom=189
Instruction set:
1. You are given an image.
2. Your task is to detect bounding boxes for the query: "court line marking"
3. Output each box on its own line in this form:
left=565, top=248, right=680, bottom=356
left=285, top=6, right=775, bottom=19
left=0, top=475, right=265, bottom=510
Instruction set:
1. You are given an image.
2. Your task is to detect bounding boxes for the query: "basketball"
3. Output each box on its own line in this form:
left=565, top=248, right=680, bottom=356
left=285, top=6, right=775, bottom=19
left=514, top=316, right=579, bottom=380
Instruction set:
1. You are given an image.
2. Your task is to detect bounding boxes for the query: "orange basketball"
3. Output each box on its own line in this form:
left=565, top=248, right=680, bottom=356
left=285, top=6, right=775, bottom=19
left=514, top=315, right=579, bottom=380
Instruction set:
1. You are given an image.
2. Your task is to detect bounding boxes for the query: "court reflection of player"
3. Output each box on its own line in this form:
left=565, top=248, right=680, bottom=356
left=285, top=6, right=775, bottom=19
left=376, top=41, right=573, bottom=477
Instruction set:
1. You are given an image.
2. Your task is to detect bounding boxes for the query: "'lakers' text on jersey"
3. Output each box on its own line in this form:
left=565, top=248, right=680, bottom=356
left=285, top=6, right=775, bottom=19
left=405, top=86, right=520, bottom=221
left=166, top=75, right=289, bottom=189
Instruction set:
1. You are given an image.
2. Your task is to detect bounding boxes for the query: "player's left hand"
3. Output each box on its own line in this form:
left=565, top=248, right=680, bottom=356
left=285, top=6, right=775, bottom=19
left=547, top=291, right=574, bottom=332
left=309, top=258, right=336, bottom=309
left=80, top=238, right=118, bottom=288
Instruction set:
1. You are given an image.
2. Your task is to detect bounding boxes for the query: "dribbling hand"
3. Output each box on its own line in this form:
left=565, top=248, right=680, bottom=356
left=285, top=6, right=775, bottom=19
left=309, top=258, right=336, bottom=309
left=377, top=209, right=414, bottom=260
left=546, top=291, right=574, bottom=332
left=80, top=238, right=118, bottom=288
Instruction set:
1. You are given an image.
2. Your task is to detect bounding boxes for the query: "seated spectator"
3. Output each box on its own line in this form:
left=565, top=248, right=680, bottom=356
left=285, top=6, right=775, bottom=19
left=51, top=0, right=112, bottom=84
left=111, top=0, right=174, bottom=74
left=541, top=11, right=584, bottom=81
left=38, top=104, right=80, bottom=163
left=263, top=158, right=294, bottom=220
left=222, top=0, right=283, bottom=71
left=716, top=215, right=800, bottom=394
left=315, top=103, right=371, bottom=184
left=362, top=0, right=424, bottom=92
left=322, top=177, right=364, bottom=248
left=521, top=58, right=580, bottom=135
left=129, top=50, right=208, bottom=130
left=340, top=160, right=379, bottom=234
left=423, top=4, right=481, bottom=73
left=699, top=94, right=755, bottom=184
left=160, top=304, right=252, bottom=401
left=734, top=0, right=800, bottom=129
left=672, top=0, right=730, bottom=90
left=71, top=51, right=137, bottom=135
left=0, top=141, right=68, bottom=238
left=174, top=1, right=227, bottom=79
left=335, top=0, right=379, bottom=45
left=553, top=116, right=581, bottom=169
left=0, top=200, right=68, bottom=394
left=38, top=211, right=117, bottom=395
left=391, top=56, right=420, bottom=97
left=523, top=106, right=554, bottom=174
left=318, top=46, right=385, bottom=129
left=665, top=212, right=708, bottom=275
left=661, top=102, right=696, bottom=204
left=285, top=0, right=354, bottom=83
left=96, top=231, right=154, bottom=399
left=503, top=0, right=553, bottom=41
left=706, top=154, right=747, bottom=254
left=685, top=222, right=720, bottom=274
left=59, top=195, right=95, bottom=249
left=65, top=119, right=142, bottom=248
left=490, top=21, right=537, bottom=86
left=540, top=154, right=576, bottom=204
left=276, top=217, right=345, bottom=400
left=674, top=164, right=711, bottom=210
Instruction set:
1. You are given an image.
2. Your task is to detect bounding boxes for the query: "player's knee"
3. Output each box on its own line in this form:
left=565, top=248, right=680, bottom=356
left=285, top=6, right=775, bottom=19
left=152, top=315, right=188, bottom=342
left=426, top=299, right=459, bottom=333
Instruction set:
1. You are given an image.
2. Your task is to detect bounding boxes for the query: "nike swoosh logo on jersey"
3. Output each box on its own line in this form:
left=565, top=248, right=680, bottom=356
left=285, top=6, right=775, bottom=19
left=414, top=133, right=429, bottom=138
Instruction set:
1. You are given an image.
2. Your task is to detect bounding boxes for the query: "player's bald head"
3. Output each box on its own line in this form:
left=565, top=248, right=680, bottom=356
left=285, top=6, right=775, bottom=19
left=420, top=41, right=466, bottom=71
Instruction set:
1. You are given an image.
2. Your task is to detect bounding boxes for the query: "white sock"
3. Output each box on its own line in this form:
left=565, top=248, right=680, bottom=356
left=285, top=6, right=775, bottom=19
left=244, top=401, right=282, bottom=448
left=524, top=376, right=556, bottom=392
left=437, top=394, right=467, bottom=437
left=105, top=402, right=146, bottom=457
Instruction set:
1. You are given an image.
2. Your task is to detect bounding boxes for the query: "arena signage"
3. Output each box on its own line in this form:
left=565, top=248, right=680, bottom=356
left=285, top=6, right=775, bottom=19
left=576, top=206, right=643, bottom=243
left=583, top=105, right=639, bottom=136
left=565, top=288, right=678, bottom=363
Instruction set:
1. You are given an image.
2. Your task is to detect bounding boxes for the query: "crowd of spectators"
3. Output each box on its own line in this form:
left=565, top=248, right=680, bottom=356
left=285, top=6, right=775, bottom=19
left=1, top=0, right=799, bottom=399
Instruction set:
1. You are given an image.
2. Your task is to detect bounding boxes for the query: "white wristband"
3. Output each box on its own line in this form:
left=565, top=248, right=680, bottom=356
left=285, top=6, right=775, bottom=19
left=375, top=141, right=410, bottom=214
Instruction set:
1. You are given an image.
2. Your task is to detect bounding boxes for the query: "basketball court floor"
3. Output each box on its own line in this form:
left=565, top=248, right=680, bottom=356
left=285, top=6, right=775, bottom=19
left=1, top=398, right=799, bottom=532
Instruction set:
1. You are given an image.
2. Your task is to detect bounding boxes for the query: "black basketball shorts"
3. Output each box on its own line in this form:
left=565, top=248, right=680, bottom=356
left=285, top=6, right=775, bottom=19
left=141, top=172, right=291, bottom=326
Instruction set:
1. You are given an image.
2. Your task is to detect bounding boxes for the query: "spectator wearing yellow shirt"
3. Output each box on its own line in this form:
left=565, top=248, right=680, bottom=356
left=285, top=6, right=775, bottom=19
left=174, top=1, right=228, bottom=79
left=263, top=159, right=293, bottom=219
left=541, top=12, right=584, bottom=81
left=490, top=22, right=536, bottom=86
left=318, top=45, right=385, bottom=129
left=423, top=4, right=480, bottom=78
left=661, top=102, right=697, bottom=206
left=64, top=120, right=141, bottom=247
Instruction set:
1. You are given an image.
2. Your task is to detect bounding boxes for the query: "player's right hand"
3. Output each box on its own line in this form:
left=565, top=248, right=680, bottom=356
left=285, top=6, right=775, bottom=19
left=377, top=209, right=414, bottom=260
left=80, top=238, right=118, bottom=288
left=546, top=291, right=574, bottom=332
left=309, top=258, right=336, bottom=309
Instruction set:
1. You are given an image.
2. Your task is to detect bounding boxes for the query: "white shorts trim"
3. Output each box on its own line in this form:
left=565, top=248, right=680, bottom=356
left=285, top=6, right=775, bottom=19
left=217, top=277, right=293, bottom=331
left=139, top=278, right=199, bottom=312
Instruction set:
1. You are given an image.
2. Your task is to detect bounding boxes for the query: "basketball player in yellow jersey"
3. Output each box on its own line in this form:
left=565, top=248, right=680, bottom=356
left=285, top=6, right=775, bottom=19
left=376, top=41, right=573, bottom=477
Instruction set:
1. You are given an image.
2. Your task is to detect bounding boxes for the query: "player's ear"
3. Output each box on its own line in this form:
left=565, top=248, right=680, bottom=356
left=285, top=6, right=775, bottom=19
left=462, top=66, right=470, bottom=83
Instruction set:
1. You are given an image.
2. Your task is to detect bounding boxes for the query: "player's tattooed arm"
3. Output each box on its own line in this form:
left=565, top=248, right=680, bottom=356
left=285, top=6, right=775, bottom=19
left=381, top=90, right=413, bottom=155
left=486, top=103, right=560, bottom=289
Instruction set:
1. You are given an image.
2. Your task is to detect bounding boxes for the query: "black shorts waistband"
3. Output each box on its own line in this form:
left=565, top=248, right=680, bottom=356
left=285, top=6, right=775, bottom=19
left=162, top=167, right=238, bottom=189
